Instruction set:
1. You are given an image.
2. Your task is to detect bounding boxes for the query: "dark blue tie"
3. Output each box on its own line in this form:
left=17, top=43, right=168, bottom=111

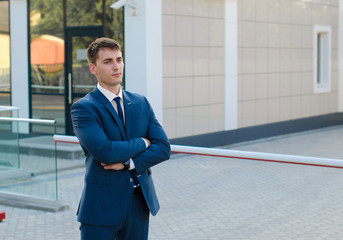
left=114, top=97, right=139, bottom=187
left=114, top=97, right=124, bottom=125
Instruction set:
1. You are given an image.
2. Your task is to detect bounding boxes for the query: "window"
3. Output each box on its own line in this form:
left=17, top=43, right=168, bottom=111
left=29, top=0, right=124, bottom=134
left=0, top=0, right=11, bottom=106
left=313, top=26, right=331, bottom=93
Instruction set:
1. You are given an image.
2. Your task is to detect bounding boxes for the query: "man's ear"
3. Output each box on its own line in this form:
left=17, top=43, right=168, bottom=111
left=89, top=63, right=96, bottom=75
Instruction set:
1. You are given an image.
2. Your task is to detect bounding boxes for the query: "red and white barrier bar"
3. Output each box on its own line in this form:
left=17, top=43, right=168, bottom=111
left=171, top=145, right=343, bottom=169
left=53, top=135, right=343, bottom=169
left=53, top=134, right=80, bottom=144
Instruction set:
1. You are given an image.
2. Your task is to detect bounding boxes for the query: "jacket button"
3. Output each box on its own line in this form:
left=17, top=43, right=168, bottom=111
left=130, top=178, right=133, bottom=182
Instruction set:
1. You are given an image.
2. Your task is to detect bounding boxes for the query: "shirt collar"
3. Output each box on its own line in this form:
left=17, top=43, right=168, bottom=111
left=97, top=83, right=123, bottom=102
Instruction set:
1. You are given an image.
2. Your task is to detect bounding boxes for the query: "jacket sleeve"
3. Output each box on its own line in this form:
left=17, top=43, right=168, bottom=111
left=132, top=98, right=171, bottom=174
left=71, top=101, right=147, bottom=164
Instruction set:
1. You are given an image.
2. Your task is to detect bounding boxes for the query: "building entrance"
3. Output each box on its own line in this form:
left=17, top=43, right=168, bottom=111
left=29, top=0, right=123, bottom=135
left=64, top=27, right=103, bottom=135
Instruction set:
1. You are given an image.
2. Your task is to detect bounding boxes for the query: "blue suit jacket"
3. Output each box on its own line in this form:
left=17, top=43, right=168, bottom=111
left=71, top=87, right=170, bottom=226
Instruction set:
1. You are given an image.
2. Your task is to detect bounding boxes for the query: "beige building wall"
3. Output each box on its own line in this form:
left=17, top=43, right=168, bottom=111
left=162, top=0, right=339, bottom=140
left=162, top=0, right=226, bottom=139
left=238, top=0, right=339, bottom=128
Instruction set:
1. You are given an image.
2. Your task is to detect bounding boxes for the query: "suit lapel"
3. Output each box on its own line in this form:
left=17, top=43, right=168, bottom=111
left=93, top=88, right=127, bottom=140
left=123, top=90, right=134, bottom=138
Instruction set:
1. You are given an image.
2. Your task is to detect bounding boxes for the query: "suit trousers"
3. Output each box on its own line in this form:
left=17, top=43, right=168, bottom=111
left=80, top=188, right=150, bottom=240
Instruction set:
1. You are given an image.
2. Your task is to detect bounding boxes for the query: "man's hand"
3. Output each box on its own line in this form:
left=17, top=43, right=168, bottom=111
left=142, top=138, right=151, bottom=147
left=101, top=138, right=150, bottom=171
left=101, top=162, right=125, bottom=170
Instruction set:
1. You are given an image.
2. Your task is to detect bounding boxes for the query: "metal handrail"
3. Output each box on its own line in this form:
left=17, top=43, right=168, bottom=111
left=0, top=106, right=19, bottom=112
left=0, top=117, right=56, bottom=125
left=53, top=134, right=343, bottom=169
left=31, top=85, right=64, bottom=90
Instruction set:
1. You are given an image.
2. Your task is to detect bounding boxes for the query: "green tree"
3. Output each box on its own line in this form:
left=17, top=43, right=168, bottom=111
left=30, top=0, right=124, bottom=92
left=30, top=0, right=123, bottom=47
left=30, top=0, right=64, bottom=39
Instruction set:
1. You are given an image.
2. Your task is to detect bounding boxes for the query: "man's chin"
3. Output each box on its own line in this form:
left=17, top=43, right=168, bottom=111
left=111, top=80, right=123, bottom=86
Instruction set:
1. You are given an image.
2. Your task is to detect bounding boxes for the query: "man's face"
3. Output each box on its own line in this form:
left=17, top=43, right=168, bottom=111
left=89, top=48, right=124, bottom=92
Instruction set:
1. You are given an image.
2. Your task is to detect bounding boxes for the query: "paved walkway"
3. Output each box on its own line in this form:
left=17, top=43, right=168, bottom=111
left=1, top=125, right=343, bottom=239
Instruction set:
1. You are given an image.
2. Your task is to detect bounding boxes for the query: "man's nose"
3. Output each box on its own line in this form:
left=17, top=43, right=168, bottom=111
left=113, top=62, right=121, bottom=70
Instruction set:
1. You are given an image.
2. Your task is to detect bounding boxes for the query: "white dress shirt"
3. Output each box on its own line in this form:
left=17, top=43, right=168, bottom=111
left=97, top=83, right=125, bottom=123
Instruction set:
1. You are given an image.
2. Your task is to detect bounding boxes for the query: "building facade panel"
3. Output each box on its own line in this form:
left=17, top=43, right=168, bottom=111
left=162, top=0, right=225, bottom=139
left=238, top=0, right=339, bottom=128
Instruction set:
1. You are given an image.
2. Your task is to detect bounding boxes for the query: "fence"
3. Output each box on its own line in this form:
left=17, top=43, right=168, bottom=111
left=0, top=117, right=67, bottom=211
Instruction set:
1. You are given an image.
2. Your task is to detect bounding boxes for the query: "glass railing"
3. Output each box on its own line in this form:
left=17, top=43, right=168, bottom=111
left=0, top=106, right=19, bottom=117
left=0, top=117, right=58, bottom=201
left=0, top=106, right=19, bottom=132
left=0, top=106, right=20, bottom=169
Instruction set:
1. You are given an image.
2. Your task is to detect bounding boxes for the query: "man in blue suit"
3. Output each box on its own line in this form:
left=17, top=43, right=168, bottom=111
left=71, top=37, right=170, bottom=240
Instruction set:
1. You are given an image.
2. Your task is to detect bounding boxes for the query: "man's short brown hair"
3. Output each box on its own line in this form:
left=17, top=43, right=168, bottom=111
left=87, top=38, right=122, bottom=65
